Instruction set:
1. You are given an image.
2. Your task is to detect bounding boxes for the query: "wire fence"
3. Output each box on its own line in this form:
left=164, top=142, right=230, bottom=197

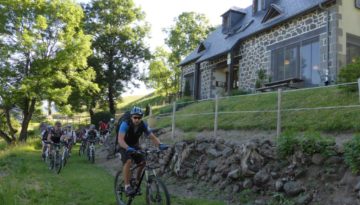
left=150, top=80, right=360, bottom=139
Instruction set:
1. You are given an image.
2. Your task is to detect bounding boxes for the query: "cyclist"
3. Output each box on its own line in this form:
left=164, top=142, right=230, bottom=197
left=117, top=106, right=168, bottom=195
left=47, top=121, right=65, bottom=154
left=108, top=118, right=115, bottom=132
left=64, top=125, right=76, bottom=155
left=99, top=120, right=108, bottom=135
left=41, top=125, right=51, bottom=160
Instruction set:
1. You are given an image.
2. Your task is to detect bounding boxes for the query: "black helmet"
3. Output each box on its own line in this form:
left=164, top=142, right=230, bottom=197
left=130, top=106, right=143, bottom=116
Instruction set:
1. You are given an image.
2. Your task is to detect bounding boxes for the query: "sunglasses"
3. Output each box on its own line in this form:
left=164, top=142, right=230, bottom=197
left=132, top=116, right=142, bottom=120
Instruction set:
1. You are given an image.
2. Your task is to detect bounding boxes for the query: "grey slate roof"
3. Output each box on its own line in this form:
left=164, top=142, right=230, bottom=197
left=179, top=0, right=330, bottom=66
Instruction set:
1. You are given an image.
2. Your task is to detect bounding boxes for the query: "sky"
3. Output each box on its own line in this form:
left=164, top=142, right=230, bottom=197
left=77, top=0, right=253, bottom=96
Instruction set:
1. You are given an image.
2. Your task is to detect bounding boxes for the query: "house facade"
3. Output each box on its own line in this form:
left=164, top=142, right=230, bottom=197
left=180, top=0, right=360, bottom=100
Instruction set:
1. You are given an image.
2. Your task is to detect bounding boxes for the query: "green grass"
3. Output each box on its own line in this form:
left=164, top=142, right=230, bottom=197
left=0, top=139, right=225, bottom=205
left=151, top=85, right=360, bottom=132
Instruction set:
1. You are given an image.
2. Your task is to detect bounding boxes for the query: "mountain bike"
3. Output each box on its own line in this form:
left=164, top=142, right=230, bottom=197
left=49, top=142, right=62, bottom=174
left=114, top=149, right=170, bottom=205
left=61, top=141, right=70, bottom=167
left=87, top=139, right=97, bottom=163
left=79, top=138, right=86, bottom=157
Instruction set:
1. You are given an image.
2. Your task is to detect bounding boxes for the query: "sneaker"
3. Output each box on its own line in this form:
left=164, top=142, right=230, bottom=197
left=125, top=186, right=136, bottom=196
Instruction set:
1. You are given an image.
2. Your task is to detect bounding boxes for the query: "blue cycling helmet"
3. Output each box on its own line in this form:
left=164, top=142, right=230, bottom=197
left=130, top=106, right=143, bottom=116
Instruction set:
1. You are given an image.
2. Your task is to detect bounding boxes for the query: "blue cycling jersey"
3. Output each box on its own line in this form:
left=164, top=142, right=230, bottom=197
left=119, top=121, right=151, bottom=137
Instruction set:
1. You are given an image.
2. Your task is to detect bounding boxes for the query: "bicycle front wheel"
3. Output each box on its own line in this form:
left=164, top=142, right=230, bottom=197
left=146, top=177, right=170, bottom=205
left=54, top=152, right=62, bottom=174
left=114, top=171, right=131, bottom=205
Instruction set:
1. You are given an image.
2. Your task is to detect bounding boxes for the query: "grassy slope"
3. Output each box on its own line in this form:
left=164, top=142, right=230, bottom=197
left=0, top=140, right=224, bottom=205
left=151, top=86, right=360, bottom=132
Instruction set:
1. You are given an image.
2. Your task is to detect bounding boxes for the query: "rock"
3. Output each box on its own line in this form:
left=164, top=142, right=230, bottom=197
left=283, top=181, right=304, bottom=197
left=294, top=168, right=307, bottom=179
left=233, top=184, right=240, bottom=193
left=195, top=142, right=209, bottom=152
left=186, top=183, right=194, bottom=190
left=325, top=156, right=343, bottom=165
left=254, top=199, right=267, bottom=205
left=228, top=169, right=241, bottom=179
left=354, top=181, right=360, bottom=192
left=207, top=160, right=218, bottom=170
left=211, top=174, right=221, bottom=183
left=206, top=148, right=221, bottom=158
left=253, top=170, right=270, bottom=186
left=295, top=193, right=313, bottom=205
left=222, top=147, right=233, bottom=157
left=275, top=180, right=284, bottom=191
left=271, top=171, right=279, bottom=179
left=243, top=179, right=253, bottom=189
left=311, top=153, right=325, bottom=165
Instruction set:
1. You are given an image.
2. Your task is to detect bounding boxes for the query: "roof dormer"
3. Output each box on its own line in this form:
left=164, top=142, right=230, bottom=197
left=253, top=0, right=274, bottom=15
left=261, top=4, right=283, bottom=23
left=221, top=7, right=246, bottom=35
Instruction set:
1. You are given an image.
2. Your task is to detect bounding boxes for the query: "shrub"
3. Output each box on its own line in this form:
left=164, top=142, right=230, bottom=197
left=277, top=130, right=300, bottom=158
left=338, top=58, right=360, bottom=92
left=91, top=111, right=114, bottom=128
left=300, top=131, right=335, bottom=156
left=344, top=135, right=360, bottom=173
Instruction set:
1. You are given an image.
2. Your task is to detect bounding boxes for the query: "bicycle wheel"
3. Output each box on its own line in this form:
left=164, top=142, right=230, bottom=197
left=146, top=177, right=170, bottom=205
left=62, top=149, right=68, bottom=167
left=79, top=145, right=83, bottom=156
left=54, top=152, right=62, bottom=174
left=90, top=148, right=95, bottom=164
left=114, top=171, right=130, bottom=205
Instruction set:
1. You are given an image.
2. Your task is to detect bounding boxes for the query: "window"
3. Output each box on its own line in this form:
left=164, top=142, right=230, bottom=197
left=347, top=34, right=360, bottom=64
left=271, top=37, right=320, bottom=86
left=184, top=74, right=194, bottom=96
left=261, top=4, right=282, bottom=23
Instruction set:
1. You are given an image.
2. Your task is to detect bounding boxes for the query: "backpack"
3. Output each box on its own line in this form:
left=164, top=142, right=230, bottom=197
left=114, top=111, right=131, bottom=152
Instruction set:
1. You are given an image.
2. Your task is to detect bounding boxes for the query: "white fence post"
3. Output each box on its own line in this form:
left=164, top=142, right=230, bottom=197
left=171, top=102, right=176, bottom=139
left=277, top=88, right=282, bottom=137
left=214, top=95, right=219, bottom=138
left=358, top=78, right=360, bottom=103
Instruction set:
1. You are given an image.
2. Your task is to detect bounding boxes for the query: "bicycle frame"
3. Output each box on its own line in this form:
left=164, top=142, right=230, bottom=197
left=125, top=150, right=159, bottom=202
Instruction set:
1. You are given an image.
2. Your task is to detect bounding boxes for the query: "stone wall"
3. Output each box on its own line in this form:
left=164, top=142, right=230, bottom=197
left=238, top=8, right=337, bottom=90
left=151, top=134, right=358, bottom=205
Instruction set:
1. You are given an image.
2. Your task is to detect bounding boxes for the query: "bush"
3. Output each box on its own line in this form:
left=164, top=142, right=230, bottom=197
left=344, top=135, right=360, bottom=173
left=277, top=131, right=335, bottom=159
left=277, top=130, right=300, bottom=159
left=338, top=58, right=360, bottom=92
left=91, top=111, right=114, bottom=128
left=300, top=131, right=335, bottom=156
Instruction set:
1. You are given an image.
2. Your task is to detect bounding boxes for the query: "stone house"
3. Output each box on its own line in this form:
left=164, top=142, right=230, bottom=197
left=179, top=0, right=360, bottom=99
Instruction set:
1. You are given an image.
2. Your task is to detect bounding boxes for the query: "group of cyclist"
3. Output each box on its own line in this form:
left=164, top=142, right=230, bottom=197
left=40, top=106, right=168, bottom=197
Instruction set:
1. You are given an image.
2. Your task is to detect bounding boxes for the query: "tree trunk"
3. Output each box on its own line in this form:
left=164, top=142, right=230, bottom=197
left=107, top=60, right=116, bottom=115
left=0, top=130, right=14, bottom=145
left=108, top=83, right=115, bottom=115
left=47, top=100, right=52, bottom=116
left=18, top=98, right=36, bottom=142
left=5, top=108, right=17, bottom=141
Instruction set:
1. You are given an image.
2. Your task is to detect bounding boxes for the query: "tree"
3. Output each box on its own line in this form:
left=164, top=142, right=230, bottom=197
left=164, top=12, right=214, bottom=93
left=84, top=0, right=151, bottom=115
left=0, top=0, right=96, bottom=142
left=147, top=47, right=176, bottom=97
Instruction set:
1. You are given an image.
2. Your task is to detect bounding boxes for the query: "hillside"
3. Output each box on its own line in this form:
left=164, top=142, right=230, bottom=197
left=133, top=83, right=360, bottom=134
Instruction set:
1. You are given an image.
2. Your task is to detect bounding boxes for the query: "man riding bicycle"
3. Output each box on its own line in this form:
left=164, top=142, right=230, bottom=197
left=117, top=106, right=168, bottom=195
left=47, top=121, right=66, bottom=153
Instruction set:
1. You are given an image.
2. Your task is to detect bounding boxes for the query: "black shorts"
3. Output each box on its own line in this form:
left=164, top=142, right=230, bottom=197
left=51, top=137, right=60, bottom=144
left=119, top=146, right=144, bottom=164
